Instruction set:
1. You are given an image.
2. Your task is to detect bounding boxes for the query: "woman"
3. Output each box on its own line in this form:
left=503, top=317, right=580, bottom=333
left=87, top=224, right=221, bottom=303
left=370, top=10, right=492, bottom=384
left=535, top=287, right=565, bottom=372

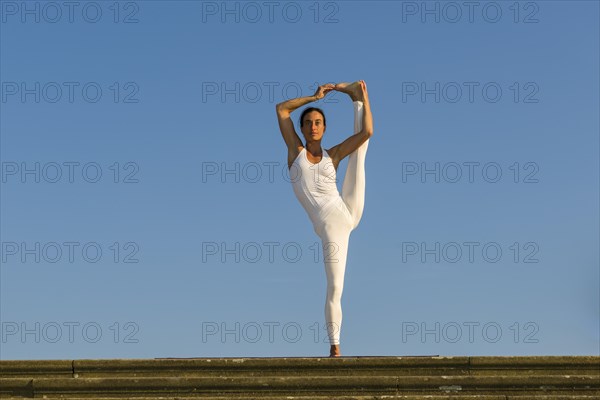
left=275, top=80, right=373, bottom=357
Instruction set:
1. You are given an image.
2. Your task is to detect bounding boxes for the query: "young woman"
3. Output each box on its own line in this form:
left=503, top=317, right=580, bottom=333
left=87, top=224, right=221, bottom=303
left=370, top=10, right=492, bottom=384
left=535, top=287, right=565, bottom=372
left=275, top=81, right=373, bottom=357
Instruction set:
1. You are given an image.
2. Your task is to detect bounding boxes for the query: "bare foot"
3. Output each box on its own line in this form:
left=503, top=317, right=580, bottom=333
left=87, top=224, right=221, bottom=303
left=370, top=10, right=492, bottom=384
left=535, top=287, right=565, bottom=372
left=334, top=81, right=363, bottom=102
left=329, top=344, right=341, bottom=357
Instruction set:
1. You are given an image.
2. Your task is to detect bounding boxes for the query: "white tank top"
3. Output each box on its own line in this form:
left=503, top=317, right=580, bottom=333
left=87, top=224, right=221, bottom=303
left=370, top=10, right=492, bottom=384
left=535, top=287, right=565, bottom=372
left=290, top=147, right=340, bottom=225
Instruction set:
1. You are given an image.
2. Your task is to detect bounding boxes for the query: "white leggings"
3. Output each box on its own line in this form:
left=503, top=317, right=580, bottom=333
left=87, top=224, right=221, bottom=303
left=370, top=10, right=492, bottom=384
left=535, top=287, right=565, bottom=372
left=315, top=100, right=369, bottom=345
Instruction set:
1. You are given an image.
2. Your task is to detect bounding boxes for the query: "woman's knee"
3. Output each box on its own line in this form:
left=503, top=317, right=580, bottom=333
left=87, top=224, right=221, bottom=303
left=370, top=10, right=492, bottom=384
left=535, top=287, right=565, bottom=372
left=352, top=215, right=363, bottom=230
left=327, top=282, right=344, bottom=301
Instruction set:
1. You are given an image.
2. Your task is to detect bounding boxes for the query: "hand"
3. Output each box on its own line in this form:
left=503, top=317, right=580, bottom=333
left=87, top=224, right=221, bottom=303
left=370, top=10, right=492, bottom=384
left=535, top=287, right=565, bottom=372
left=360, top=80, right=369, bottom=101
left=313, top=83, right=335, bottom=100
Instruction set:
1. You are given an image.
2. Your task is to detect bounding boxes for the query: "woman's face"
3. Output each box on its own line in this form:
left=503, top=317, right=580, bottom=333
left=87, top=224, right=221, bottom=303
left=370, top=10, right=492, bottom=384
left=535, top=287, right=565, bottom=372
left=301, top=111, right=326, bottom=142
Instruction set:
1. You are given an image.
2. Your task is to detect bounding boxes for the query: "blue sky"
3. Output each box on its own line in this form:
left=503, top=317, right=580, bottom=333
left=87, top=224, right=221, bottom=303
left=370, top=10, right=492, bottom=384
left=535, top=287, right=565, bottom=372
left=1, top=0, right=598, bottom=359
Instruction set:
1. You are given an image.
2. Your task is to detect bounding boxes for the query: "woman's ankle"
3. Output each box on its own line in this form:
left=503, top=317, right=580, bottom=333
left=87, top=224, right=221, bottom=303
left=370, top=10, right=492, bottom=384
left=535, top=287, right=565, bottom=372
left=329, top=344, right=341, bottom=357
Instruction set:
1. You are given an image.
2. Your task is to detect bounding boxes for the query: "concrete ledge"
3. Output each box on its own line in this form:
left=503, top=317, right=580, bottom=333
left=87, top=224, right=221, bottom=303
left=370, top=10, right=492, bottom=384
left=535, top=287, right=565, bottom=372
left=72, top=356, right=471, bottom=378
left=1, top=356, right=598, bottom=399
left=1, top=396, right=600, bottom=400
left=2, top=375, right=599, bottom=397
left=0, top=359, right=73, bottom=377
left=2, top=396, right=593, bottom=400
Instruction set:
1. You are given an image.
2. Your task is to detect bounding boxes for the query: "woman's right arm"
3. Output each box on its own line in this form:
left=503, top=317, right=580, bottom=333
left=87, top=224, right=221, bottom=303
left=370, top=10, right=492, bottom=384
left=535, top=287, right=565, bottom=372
left=276, top=94, right=316, bottom=116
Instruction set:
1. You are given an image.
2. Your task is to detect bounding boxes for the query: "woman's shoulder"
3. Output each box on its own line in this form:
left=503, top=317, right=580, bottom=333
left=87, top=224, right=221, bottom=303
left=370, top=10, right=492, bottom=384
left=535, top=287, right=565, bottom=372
left=288, top=146, right=305, bottom=170
left=291, top=145, right=305, bottom=159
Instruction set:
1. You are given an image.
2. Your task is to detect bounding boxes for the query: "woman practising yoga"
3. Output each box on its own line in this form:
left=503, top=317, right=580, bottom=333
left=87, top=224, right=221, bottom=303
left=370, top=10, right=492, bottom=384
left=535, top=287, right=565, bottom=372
left=275, top=80, right=373, bottom=357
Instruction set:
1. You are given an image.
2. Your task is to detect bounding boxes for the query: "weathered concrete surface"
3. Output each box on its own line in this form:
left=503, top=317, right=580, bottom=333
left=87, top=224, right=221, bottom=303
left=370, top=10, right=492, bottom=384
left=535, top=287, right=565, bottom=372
left=1, top=356, right=598, bottom=398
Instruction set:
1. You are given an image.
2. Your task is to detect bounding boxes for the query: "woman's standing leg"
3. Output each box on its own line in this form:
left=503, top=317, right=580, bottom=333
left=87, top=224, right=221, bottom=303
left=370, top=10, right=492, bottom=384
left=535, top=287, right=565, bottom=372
left=318, top=213, right=352, bottom=350
left=341, top=100, right=369, bottom=230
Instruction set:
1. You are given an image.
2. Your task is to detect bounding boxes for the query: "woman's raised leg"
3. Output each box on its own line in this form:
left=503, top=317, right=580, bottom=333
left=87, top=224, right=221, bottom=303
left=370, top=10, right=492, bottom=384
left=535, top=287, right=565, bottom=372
left=341, top=100, right=369, bottom=230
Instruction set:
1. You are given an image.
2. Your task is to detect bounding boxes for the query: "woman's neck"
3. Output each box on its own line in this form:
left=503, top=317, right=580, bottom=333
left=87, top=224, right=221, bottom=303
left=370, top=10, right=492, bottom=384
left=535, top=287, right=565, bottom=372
left=306, top=141, right=322, bottom=155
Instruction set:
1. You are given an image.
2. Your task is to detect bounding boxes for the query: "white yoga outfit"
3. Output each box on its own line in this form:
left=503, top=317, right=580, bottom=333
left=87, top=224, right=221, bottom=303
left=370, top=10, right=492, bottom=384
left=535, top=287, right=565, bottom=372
left=290, top=100, right=369, bottom=345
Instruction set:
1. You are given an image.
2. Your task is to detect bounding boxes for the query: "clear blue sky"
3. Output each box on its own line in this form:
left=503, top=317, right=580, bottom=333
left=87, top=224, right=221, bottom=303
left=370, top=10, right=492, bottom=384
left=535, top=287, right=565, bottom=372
left=1, top=0, right=598, bottom=360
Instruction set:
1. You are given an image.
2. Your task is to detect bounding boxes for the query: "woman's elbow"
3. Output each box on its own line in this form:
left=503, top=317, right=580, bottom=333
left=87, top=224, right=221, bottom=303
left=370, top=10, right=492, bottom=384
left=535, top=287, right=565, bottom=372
left=275, top=103, right=289, bottom=117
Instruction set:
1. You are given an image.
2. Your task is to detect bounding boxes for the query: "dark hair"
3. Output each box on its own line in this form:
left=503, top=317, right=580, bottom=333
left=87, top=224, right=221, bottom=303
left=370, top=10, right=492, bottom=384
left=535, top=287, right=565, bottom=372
left=299, top=107, right=326, bottom=128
